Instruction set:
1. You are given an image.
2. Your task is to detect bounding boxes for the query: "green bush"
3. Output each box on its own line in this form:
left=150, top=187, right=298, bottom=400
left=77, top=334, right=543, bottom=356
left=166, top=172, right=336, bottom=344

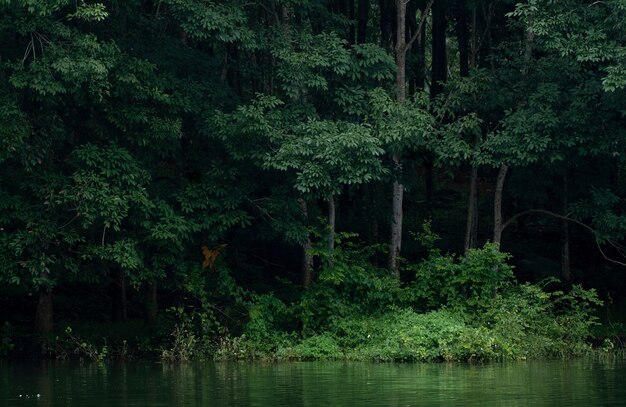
left=407, top=242, right=514, bottom=311
left=299, top=236, right=401, bottom=334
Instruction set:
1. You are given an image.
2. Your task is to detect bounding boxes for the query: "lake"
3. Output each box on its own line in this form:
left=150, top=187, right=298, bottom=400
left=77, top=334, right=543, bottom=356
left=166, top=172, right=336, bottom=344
left=2, top=358, right=625, bottom=406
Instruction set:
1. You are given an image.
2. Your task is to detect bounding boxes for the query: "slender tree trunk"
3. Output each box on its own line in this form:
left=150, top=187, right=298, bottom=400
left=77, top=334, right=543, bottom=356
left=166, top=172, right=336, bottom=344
left=146, top=280, right=158, bottom=325
left=395, top=0, right=406, bottom=103
left=388, top=0, right=406, bottom=275
left=348, top=0, right=356, bottom=43
left=298, top=198, right=314, bottom=287
left=410, top=6, right=427, bottom=93
left=493, top=26, right=533, bottom=248
left=457, top=1, right=469, bottom=78
left=389, top=172, right=404, bottom=276
left=423, top=154, right=434, bottom=213
left=112, top=267, right=128, bottom=321
left=493, top=164, right=509, bottom=246
left=464, top=165, right=479, bottom=254
left=561, top=171, right=572, bottom=282
left=328, top=194, right=336, bottom=252
left=423, top=1, right=448, bottom=213
left=356, top=0, right=369, bottom=44
left=379, top=0, right=395, bottom=50
left=464, top=1, right=480, bottom=254
left=431, top=2, right=448, bottom=97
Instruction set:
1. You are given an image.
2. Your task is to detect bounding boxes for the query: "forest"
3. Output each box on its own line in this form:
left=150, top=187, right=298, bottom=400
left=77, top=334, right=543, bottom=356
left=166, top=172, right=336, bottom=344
left=1, top=0, right=625, bottom=362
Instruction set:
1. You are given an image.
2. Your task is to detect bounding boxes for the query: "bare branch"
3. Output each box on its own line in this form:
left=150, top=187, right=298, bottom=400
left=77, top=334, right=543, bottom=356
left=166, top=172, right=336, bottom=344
left=502, top=209, right=626, bottom=267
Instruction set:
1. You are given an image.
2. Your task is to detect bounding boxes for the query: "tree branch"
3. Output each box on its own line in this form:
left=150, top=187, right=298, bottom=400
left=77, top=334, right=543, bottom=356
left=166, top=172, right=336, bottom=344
left=502, top=209, right=626, bottom=266
left=405, top=0, right=435, bottom=53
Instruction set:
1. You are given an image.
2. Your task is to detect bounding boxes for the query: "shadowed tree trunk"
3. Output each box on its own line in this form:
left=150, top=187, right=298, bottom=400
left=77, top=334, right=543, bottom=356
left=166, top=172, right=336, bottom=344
left=356, top=0, right=369, bottom=44
left=35, top=273, right=54, bottom=355
left=561, top=171, right=571, bottom=282
left=457, top=1, right=469, bottom=78
left=464, top=164, right=479, bottom=254
left=146, top=280, right=158, bottom=325
left=408, top=1, right=427, bottom=94
left=431, top=2, right=448, bottom=98
left=379, top=0, right=396, bottom=50
left=327, top=194, right=336, bottom=268
left=299, top=198, right=314, bottom=287
left=35, top=280, right=53, bottom=336
left=493, top=164, right=508, bottom=245
left=424, top=0, right=448, bottom=213
left=349, top=0, right=356, bottom=43
left=112, top=266, right=128, bottom=321
left=463, top=0, right=480, bottom=254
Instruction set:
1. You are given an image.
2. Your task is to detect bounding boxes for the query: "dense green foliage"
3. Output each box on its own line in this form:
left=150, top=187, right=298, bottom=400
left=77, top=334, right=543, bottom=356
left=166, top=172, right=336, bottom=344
left=1, top=0, right=625, bottom=361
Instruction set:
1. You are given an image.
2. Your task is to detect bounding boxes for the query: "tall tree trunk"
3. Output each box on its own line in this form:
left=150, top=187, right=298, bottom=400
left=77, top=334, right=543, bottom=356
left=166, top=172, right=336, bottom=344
left=379, top=0, right=395, bottom=50
left=457, top=1, right=469, bottom=78
left=146, top=280, right=158, bottom=325
left=561, top=171, right=572, bottom=282
left=356, top=0, right=369, bottom=44
left=409, top=15, right=426, bottom=93
left=464, top=0, right=480, bottom=254
left=389, top=172, right=404, bottom=276
left=328, top=194, right=336, bottom=253
left=431, top=2, right=448, bottom=98
left=112, top=267, right=128, bottom=321
left=493, top=30, right=532, bottom=248
left=388, top=0, right=406, bottom=276
left=493, top=164, right=509, bottom=246
left=395, top=0, right=406, bottom=104
left=348, top=0, right=356, bottom=43
left=298, top=198, right=314, bottom=287
left=424, top=1, right=448, bottom=213
left=35, top=274, right=54, bottom=355
left=423, top=154, right=434, bottom=213
left=464, top=164, right=479, bottom=254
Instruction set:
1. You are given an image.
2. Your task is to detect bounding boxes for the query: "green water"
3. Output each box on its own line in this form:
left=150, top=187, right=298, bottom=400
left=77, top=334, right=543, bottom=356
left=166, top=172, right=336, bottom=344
left=2, top=358, right=625, bottom=406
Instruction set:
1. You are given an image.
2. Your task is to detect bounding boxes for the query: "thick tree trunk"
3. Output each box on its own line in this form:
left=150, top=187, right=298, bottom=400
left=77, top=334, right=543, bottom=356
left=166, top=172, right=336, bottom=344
left=146, top=280, right=158, bottom=325
left=298, top=198, right=314, bottom=287
left=112, top=267, right=128, bottom=321
left=493, top=164, right=509, bottom=246
left=356, top=0, right=369, bottom=44
left=464, top=165, right=479, bottom=254
left=561, top=171, right=572, bottom=282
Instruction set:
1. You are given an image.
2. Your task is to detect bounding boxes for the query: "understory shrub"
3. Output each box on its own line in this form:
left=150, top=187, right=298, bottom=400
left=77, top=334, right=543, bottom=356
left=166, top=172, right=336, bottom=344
left=163, top=232, right=605, bottom=362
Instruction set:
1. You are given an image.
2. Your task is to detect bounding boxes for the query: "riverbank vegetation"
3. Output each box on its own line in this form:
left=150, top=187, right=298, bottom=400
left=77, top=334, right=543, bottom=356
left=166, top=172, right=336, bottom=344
left=1, top=0, right=626, bottom=361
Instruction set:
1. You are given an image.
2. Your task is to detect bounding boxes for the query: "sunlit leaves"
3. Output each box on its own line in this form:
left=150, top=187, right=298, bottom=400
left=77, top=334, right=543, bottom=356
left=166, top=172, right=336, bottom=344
left=67, top=2, right=108, bottom=22
left=265, top=119, right=387, bottom=196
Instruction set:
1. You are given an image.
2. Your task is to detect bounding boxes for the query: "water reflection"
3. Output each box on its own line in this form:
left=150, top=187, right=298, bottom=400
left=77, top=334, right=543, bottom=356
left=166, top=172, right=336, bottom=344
left=1, top=357, right=624, bottom=406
